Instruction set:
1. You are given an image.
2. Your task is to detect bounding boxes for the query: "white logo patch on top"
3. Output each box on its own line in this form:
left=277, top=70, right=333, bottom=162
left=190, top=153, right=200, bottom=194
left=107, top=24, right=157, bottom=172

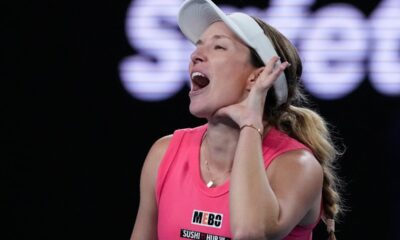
left=191, top=210, right=223, bottom=229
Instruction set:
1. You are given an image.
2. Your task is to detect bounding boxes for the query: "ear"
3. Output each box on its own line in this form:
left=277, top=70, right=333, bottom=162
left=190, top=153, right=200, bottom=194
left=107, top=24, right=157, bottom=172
left=246, top=67, right=264, bottom=91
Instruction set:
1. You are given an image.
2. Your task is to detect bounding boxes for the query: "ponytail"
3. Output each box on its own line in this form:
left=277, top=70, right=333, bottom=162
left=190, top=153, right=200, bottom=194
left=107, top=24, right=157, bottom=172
left=324, top=218, right=336, bottom=240
left=276, top=105, right=342, bottom=239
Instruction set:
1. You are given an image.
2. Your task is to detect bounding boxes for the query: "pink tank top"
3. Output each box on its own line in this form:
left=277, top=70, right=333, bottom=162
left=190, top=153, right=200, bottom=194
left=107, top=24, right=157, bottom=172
left=156, top=125, right=320, bottom=240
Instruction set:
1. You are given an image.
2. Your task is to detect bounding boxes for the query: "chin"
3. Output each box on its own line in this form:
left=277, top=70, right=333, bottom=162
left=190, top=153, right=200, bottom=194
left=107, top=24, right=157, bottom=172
left=189, top=105, right=211, bottom=119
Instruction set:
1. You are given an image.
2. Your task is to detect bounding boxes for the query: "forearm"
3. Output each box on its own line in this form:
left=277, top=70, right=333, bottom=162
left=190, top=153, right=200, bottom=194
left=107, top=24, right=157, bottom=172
left=229, top=126, right=280, bottom=239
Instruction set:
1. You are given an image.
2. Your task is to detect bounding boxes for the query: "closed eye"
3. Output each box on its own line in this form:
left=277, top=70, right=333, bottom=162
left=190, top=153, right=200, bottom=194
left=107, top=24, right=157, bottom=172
left=214, top=45, right=226, bottom=50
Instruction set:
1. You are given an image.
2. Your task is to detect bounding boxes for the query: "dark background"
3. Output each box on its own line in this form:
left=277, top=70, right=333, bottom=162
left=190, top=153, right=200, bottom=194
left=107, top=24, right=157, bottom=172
left=4, top=0, right=400, bottom=239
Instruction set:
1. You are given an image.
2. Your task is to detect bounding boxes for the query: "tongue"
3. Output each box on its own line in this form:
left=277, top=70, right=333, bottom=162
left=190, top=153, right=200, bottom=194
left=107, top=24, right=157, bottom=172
left=193, top=76, right=210, bottom=89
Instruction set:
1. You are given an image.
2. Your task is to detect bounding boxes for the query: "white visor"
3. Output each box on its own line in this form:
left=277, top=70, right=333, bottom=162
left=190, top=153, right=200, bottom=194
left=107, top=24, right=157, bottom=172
left=178, top=0, right=288, bottom=105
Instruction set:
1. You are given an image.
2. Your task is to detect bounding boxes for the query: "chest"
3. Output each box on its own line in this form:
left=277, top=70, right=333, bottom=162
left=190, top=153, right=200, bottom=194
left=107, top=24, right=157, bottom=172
left=157, top=153, right=232, bottom=239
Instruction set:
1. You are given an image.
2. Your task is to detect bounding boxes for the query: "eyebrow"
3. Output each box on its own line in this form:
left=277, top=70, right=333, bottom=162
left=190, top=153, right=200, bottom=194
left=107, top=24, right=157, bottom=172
left=195, top=35, right=233, bottom=46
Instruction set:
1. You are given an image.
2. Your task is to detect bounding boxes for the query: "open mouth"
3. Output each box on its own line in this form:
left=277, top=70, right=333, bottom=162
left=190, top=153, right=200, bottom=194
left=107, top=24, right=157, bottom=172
left=191, top=72, right=210, bottom=91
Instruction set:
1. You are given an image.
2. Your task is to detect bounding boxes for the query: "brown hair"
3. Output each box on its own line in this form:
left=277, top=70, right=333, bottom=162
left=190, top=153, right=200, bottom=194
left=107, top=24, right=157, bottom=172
left=251, top=16, right=343, bottom=240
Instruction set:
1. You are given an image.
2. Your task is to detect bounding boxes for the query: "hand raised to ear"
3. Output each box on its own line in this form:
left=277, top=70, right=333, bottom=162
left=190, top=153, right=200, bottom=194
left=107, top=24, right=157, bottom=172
left=215, top=56, right=290, bottom=130
left=250, top=56, right=290, bottom=95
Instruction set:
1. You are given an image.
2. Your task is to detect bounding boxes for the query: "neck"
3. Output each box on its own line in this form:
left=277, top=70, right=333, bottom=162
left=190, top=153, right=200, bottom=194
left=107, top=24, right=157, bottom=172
left=202, top=121, right=239, bottom=172
left=200, top=119, right=270, bottom=187
left=203, top=117, right=270, bottom=165
left=200, top=123, right=237, bottom=187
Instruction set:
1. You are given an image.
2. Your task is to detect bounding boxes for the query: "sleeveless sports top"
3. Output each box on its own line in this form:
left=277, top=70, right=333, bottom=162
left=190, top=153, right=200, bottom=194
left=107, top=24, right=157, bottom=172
left=156, top=125, right=320, bottom=240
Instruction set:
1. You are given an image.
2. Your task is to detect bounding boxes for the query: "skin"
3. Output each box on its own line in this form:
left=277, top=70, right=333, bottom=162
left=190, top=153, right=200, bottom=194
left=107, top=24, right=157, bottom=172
left=130, top=21, right=323, bottom=240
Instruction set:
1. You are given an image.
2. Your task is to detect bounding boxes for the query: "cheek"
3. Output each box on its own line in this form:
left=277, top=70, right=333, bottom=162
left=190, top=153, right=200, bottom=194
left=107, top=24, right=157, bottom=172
left=214, top=80, right=247, bottom=104
left=217, top=64, right=250, bottom=89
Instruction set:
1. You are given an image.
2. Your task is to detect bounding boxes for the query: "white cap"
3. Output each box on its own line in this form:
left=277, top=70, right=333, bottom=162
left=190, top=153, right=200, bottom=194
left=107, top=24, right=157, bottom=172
left=178, top=0, right=288, bottom=105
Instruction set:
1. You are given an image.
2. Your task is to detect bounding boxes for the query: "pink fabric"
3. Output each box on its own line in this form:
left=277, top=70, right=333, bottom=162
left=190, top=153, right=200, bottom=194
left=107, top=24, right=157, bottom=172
left=156, top=124, right=320, bottom=240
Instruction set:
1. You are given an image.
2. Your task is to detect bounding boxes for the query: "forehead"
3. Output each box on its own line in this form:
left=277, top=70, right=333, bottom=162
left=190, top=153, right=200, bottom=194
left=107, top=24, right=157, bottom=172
left=198, top=21, right=246, bottom=45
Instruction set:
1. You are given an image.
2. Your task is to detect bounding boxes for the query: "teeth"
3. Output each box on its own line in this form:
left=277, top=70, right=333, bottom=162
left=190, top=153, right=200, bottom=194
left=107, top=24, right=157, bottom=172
left=191, top=72, right=205, bottom=79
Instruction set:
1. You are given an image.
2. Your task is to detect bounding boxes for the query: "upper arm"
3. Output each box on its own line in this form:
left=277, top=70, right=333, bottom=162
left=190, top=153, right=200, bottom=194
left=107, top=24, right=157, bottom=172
left=130, top=135, right=172, bottom=240
left=266, top=149, right=323, bottom=237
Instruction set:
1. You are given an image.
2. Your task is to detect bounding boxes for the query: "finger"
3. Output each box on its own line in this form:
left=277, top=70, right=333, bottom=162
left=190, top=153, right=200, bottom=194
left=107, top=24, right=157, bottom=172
left=269, top=61, right=290, bottom=80
left=254, top=61, right=289, bottom=91
left=263, top=56, right=281, bottom=75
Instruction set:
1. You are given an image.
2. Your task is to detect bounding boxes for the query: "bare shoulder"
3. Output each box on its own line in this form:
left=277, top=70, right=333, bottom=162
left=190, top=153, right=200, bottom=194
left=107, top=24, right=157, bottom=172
left=139, top=134, right=174, bottom=197
left=148, top=135, right=173, bottom=159
left=139, top=135, right=173, bottom=190
left=267, top=149, right=323, bottom=202
left=268, top=149, right=323, bottom=180
left=144, top=134, right=173, bottom=169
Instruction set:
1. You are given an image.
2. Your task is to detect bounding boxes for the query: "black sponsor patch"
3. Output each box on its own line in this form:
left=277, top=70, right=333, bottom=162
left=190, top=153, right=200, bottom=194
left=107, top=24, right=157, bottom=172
left=180, top=229, right=231, bottom=240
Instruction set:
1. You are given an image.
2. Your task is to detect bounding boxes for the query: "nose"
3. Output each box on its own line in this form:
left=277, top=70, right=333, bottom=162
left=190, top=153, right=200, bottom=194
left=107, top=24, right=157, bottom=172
left=190, top=47, right=206, bottom=65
